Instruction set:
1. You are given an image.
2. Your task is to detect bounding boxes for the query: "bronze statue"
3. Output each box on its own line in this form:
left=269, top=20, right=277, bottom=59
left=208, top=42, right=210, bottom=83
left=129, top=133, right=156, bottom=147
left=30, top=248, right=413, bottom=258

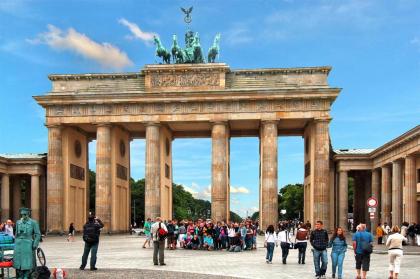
left=208, top=33, right=221, bottom=63
left=153, top=36, right=171, bottom=64
left=171, top=35, right=185, bottom=64
left=13, top=207, right=41, bottom=279
left=181, top=6, right=193, bottom=24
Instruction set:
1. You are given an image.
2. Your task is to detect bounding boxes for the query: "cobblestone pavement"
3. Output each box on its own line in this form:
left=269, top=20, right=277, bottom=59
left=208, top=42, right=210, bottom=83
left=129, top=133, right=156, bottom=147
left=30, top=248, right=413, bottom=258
left=39, top=234, right=419, bottom=279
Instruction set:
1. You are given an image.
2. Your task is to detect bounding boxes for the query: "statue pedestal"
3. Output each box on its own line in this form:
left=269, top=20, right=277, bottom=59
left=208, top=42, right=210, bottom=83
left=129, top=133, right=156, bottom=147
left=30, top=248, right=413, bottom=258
left=143, top=63, right=229, bottom=92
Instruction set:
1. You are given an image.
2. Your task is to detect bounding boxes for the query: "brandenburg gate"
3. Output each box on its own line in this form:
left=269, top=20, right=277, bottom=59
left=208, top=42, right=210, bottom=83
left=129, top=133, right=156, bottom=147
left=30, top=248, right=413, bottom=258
left=35, top=63, right=340, bottom=233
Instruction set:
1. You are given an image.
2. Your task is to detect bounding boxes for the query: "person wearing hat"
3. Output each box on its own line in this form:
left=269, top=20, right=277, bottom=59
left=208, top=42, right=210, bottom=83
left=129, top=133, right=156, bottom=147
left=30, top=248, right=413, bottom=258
left=13, top=207, right=41, bottom=279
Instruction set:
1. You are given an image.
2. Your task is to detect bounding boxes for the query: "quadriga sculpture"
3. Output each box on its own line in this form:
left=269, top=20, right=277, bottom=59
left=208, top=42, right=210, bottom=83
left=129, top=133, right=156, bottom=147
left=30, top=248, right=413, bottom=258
left=153, top=36, right=171, bottom=64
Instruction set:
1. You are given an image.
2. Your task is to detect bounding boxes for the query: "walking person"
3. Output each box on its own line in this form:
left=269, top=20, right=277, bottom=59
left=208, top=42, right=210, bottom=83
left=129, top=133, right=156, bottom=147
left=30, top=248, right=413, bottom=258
left=352, top=223, right=373, bottom=279
left=67, top=222, right=75, bottom=242
left=278, top=225, right=291, bottom=264
left=151, top=217, right=168, bottom=266
left=142, top=218, right=152, bottom=248
left=264, top=225, right=277, bottom=264
left=376, top=223, right=384, bottom=245
left=406, top=222, right=416, bottom=246
left=296, top=223, right=309, bottom=264
left=329, top=227, right=347, bottom=279
left=386, top=225, right=407, bottom=279
left=414, top=222, right=420, bottom=246
left=310, top=220, right=329, bottom=278
left=80, top=214, right=104, bottom=271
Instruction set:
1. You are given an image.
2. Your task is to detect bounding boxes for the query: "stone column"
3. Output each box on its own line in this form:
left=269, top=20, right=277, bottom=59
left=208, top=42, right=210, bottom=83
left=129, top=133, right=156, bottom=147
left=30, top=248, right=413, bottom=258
left=338, top=171, right=348, bottom=230
left=404, top=155, right=417, bottom=223
left=96, top=124, right=112, bottom=230
left=371, top=169, right=380, bottom=231
left=211, top=122, right=229, bottom=222
left=313, top=119, right=331, bottom=229
left=31, top=174, right=40, bottom=221
left=392, top=160, right=403, bottom=226
left=1, top=174, right=10, bottom=222
left=381, top=165, right=391, bottom=224
left=47, top=125, right=64, bottom=232
left=260, top=121, right=278, bottom=230
left=145, top=123, right=161, bottom=220
left=12, top=177, right=21, bottom=222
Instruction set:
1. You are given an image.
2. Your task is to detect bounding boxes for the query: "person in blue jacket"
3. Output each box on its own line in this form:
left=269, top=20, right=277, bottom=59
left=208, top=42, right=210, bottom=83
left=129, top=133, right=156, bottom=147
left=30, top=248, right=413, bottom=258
left=329, top=227, right=348, bottom=279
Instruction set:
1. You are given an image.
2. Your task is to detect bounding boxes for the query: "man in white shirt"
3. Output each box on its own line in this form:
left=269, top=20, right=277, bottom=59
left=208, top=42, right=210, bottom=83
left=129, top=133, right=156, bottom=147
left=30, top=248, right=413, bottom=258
left=151, top=217, right=168, bottom=266
left=4, top=220, right=14, bottom=238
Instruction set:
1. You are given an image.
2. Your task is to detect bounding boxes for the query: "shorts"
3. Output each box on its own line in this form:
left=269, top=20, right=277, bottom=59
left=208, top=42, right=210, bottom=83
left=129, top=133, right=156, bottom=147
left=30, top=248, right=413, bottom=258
left=145, top=233, right=151, bottom=240
left=355, top=253, right=370, bottom=271
left=178, top=234, right=185, bottom=242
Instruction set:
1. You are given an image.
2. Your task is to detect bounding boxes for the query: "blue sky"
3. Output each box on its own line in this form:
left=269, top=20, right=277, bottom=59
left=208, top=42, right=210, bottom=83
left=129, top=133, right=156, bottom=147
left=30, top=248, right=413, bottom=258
left=1, top=0, right=419, bottom=217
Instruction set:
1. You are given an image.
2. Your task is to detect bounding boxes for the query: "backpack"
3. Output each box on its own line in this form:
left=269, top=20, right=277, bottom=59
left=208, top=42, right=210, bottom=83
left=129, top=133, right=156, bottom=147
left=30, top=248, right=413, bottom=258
left=157, top=223, right=168, bottom=241
left=358, top=233, right=373, bottom=255
left=167, top=224, right=175, bottom=235
left=296, top=230, right=308, bottom=241
left=34, top=266, right=51, bottom=279
left=83, top=223, right=99, bottom=244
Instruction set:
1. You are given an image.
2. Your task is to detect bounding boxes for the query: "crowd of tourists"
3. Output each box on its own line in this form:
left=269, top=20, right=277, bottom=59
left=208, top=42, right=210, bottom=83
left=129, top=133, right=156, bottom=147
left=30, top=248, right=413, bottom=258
left=142, top=217, right=259, bottom=252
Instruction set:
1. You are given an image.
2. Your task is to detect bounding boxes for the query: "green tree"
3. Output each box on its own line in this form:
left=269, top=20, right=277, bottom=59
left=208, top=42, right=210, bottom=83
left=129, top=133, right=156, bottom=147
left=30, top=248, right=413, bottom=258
left=230, top=211, right=243, bottom=223
left=251, top=211, right=259, bottom=221
left=278, top=183, right=304, bottom=220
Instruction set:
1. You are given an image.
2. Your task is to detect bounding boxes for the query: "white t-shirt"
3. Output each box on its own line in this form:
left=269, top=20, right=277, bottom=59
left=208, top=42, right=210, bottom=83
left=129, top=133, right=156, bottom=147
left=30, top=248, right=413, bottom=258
left=265, top=232, right=277, bottom=243
left=277, top=230, right=291, bottom=243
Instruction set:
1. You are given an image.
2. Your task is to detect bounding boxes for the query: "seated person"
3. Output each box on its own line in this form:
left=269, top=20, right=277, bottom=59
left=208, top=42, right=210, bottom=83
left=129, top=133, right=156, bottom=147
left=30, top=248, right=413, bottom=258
left=203, top=233, right=214, bottom=251
left=187, top=234, right=200, bottom=250
left=229, top=232, right=242, bottom=252
left=183, top=232, right=192, bottom=249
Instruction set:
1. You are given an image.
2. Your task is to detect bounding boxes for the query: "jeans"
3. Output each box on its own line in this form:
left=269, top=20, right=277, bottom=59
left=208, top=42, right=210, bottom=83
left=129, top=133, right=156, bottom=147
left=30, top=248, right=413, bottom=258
left=313, top=249, right=328, bottom=276
left=81, top=241, right=99, bottom=268
left=266, top=242, right=275, bottom=262
left=280, top=242, right=290, bottom=262
left=153, top=240, right=165, bottom=264
left=331, top=251, right=345, bottom=278
left=297, top=242, right=307, bottom=263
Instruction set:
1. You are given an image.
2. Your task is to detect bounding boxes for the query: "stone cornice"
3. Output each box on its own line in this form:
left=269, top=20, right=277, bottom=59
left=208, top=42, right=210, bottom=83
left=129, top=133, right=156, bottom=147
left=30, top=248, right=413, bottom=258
left=231, top=66, right=332, bottom=75
left=34, top=88, right=341, bottom=107
left=48, top=72, right=143, bottom=81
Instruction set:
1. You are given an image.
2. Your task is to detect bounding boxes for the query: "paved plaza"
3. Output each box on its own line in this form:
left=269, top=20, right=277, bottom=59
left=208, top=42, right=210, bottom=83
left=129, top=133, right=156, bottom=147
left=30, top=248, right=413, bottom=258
left=37, top=234, right=419, bottom=279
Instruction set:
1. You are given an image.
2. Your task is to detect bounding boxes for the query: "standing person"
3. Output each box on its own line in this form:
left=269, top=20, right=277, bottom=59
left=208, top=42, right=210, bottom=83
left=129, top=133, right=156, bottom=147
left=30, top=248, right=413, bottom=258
left=178, top=221, right=187, bottom=249
left=329, top=227, right=347, bottom=279
left=407, top=222, right=416, bottom=246
left=228, top=223, right=236, bottom=248
left=80, top=214, right=104, bottom=271
left=415, top=223, right=420, bottom=246
left=305, top=220, right=312, bottom=231
left=278, top=225, right=291, bottom=264
left=382, top=222, right=391, bottom=244
left=352, top=223, right=373, bottom=279
left=386, top=225, right=407, bottom=279
left=4, top=219, right=14, bottom=239
left=166, top=220, right=175, bottom=249
left=310, top=220, right=329, bottom=279
left=296, top=223, right=309, bottom=264
left=264, top=225, right=277, bottom=264
left=376, top=223, right=384, bottom=245
left=142, top=218, right=152, bottom=248
left=151, top=217, right=168, bottom=266
left=67, top=222, right=75, bottom=242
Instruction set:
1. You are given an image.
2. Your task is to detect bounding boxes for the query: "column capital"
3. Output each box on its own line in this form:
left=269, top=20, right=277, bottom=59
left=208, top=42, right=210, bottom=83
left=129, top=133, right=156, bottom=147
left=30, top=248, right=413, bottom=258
left=95, top=122, right=112, bottom=128
left=405, top=153, right=416, bottom=159
left=313, top=117, right=332, bottom=123
left=210, top=120, right=229, bottom=126
left=144, top=121, right=161, bottom=127
left=45, top=124, right=62, bottom=129
left=261, top=119, right=278, bottom=125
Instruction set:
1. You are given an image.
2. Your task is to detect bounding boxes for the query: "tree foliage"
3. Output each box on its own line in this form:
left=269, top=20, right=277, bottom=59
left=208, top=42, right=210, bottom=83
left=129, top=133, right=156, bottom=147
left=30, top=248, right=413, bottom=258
left=88, top=171, right=241, bottom=223
left=278, top=183, right=304, bottom=220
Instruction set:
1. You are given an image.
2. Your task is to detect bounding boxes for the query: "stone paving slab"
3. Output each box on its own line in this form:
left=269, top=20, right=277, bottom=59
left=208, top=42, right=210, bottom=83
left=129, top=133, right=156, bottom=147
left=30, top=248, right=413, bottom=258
left=38, top=234, right=419, bottom=279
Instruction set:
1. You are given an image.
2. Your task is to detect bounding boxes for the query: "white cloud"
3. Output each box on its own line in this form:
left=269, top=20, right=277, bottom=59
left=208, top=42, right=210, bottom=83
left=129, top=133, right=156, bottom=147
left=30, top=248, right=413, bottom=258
left=224, top=24, right=253, bottom=46
left=411, top=37, right=420, bottom=49
left=28, top=24, right=133, bottom=69
left=230, top=185, right=250, bottom=194
left=118, top=18, right=157, bottom=44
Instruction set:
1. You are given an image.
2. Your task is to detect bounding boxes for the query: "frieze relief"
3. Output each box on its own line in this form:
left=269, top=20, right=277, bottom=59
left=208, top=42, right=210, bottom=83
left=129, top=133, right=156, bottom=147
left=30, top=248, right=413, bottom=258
left=47, top=99, right=329, bottom=117
left=150, top=73, right=220, bottom=88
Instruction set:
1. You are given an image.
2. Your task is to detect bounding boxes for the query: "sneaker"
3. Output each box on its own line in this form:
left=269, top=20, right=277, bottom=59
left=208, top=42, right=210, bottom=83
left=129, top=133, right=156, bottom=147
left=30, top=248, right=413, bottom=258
left=90, top=267, right=97, bottom=271
left=266, top=260, right=269, bottom=263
